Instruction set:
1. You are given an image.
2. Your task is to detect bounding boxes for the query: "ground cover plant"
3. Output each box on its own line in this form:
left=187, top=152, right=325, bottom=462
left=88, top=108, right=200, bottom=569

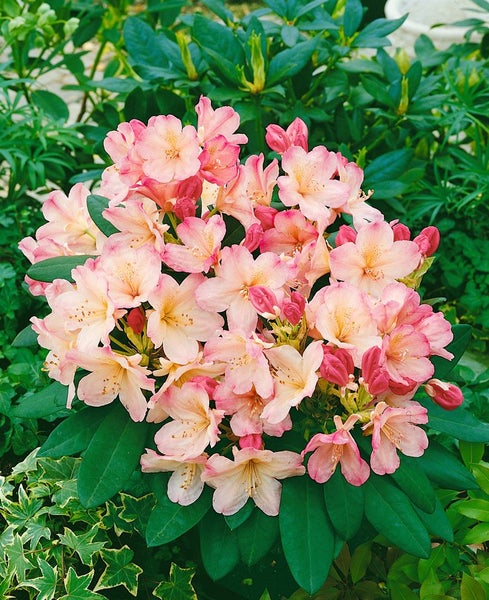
left=1, top=0, right=489, bottom=598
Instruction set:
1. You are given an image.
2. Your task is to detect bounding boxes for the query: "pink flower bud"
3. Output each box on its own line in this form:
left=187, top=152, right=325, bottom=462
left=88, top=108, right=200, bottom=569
left=414, top=226, right=440, bottom=257
left=320, top=346, right=354, bottom=387
left=255, top=205, right=278, bottom=230
left=248, top=285, right=278, bottom=317
left=285, top=117, right=309, bottom=151
left=190, top=375, right=219, bottom=398
left=425, top=378, right=463, bottom=410
left=392, top=222, right=411, bottom=241
left=239, top=434, right=264, bottom=450
left=361, top=346, right=389, bottom=395
left=335, top=225, right=357, bottom=246
left=265, top=124, right=290, bottom=154
left=242, top=223, right=263, bottom=252
left=282, top=292, right=306, bottom=325
left=127, top=307, right=145, bottom=334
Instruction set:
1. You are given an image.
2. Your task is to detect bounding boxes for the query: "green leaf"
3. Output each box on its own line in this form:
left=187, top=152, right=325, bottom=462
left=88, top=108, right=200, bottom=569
left=4, top=534, right=34, bottom=582
left=454, top=498, right=489, bottom=521
left=460, top=573, right=487, bottom=600
left=267, top=37, right=320, bottom=86
left=146, top=486, right=211, bottom=547
left=280, top=477, right=335, bottom=594
left=86, top=194, right=119, bottom=237
left=153, top=563, right=198, bottom=600
left=224, top=499, right=254, bottom=530
left=462, top=522, right=489, bottom=545
left=343, top=0, right=363, bottom=37
left=417, top=545, right=445, bottom=581
left=77, top=403, right=149, bottom=508
left=59, top=568, right=106, bottom=600
left=9, top=382, right=69, bottom=419
left=19, top=559, right=57, bottom=600
left=364, top=148, right=413, bottom=186
left=471, top=463, right=489, bottom=495
left=200, top=510, right=240, bottom=580
left=353, top=15, right=408, bottom=48
left=390, top=457, right=436, bottom=514
left=192, top=14, right=245, bottom=67
left=417, top=442, right=478, bottom=490
left=414, top=498, right=453, bottom=543
left=12, top=325, right=38, bottom=347
left=58, top=526, right=106, bottom=566
left=123, top=16, right=168, bottom=67
left=423, top=401, right=489, bottom=443
left=323, top=468, right=364, bottom=540
left=38, top=405, right=114, bottom=459
left=31, top=90, right=70, bottom=123
left=459, top=441, right=486, bottom=466
left=27, top=255, right=93, bottom=283
left=350, top=543, right=372, bottom=585
left=235, top=508, right=279, bottom=567
left=364, top=475, right=431, bottom=558
left=390, top=583, right=419, bottom=600
left=431, top=324, right=471, bottom=379
left=94, top=546, right=143, bottom=596
left=119, top=492, right=156, bottom=537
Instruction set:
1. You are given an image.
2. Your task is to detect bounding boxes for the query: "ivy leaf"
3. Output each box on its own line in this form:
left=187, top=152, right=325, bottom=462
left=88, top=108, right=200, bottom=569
left=119, top=492, right=156, bottom=537
left=94, top=546, right=143, bottom=597
left=19, top=559, right=57, bottom=600
left=4, top=533, right=34, bottom=582
left=58, top=526, right=106, bottom=566
left=153, top=563, right=198, bottom=600
left=59, top=568, right=106, bottom=600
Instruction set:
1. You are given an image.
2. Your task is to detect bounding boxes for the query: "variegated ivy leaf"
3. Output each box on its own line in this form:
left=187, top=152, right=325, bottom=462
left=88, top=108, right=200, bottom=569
left=10, top=449, right=39, bottom=479
left=0, top=475, right=14, bottom=503
left=119, top=492, right=156, bottom=536
left=153, top=563, right=198, bottom=600
left=94, top=546, right=143, bottom=597
left=18, top=559, right=57, bottom=600
left=23, top=520, right=51, bottom=550
left=58, top=568, right=106, bottom=600
left=101, top=499, right=134, bottom=536
left=58, top=526, right=106, bottom=567
left=4, top=534, right=34, bottom=583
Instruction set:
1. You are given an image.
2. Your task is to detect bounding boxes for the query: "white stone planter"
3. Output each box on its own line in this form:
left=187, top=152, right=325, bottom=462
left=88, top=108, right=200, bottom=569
left=384, top=0, right=488, bottom=52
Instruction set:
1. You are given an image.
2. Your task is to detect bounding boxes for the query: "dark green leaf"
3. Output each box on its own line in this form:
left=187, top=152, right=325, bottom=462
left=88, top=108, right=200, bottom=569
left=192, top=14, right=245, bottom=66
left=146, top=487, right=211, bottom=547
left=86, top=194, right=119, bottom=237
left=236, top=508, right=279, bottom=567
left=422, top=400, right=489, bottom=442
left=360, top=74, right=396, bottom=106
left=200, top=511, right=240, bottom=580
left=31, top=90, right=70, bottom=123
left=364, top=148, right=413, bottom=185
left=353, top=15, right=408, bottom=48
left=9, top=382, right=69, bottom=419
left=364, top=475, right=431, bottom=558
left=27, top=255, right=93, bottom=283
left=153, top=563, right=198, bottom=600
left=78, top=403, right=149, bottom=508
left=414, top=498, right=453, bottom=542
left=123, top=17, right=168, bottom=67
left=323, top=468, right=364, bottom=540
left=431, top=324, right=471, bottom=379
left=417, top=442, right=478, bottom=490
left=390, top=457, right=436, bottom=514
left=12, top=325, right=38, bottom=347
left=94, top=546, right=143, bottom=596
left=267, top=37, right=320, bottom=86
left=280, top=477, right=335, bottom=594
left=343, top=0, right=363, bottom=38
left=38, top=406, right=112, bottom=458
left=224, top=499, right=254, bottom=530
left=200, top=0, right=235, bottom=23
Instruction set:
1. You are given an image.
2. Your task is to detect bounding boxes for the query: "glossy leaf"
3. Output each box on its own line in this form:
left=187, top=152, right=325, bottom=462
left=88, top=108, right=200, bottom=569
left=153, top=563, right=198, bottom=600
left=423, top=400, right=489, bottom=442
left=27, top=255, right=93, bottom=283
left=9, top=382, right=69, bottom=419
left=86, top=194, right=119, bottom=237
left=390, top=457, right=436, bottom=513
left=236, top=508, right=279, bottom=567
left=38, top=406, right=111, bottom=458
left=123, top=16, right=168, bottom=67
left=224, top=499, right=254, bottom=530
left=267, top=37, right=320, bottom=86
left=78, top=403, right=149, bottom=508
left=280, top=477, right=335, bottom=594
left=460, top=573, right=487, bottom=600
left=364, top=475, right=431, bottom=558
left=417, top=442, right=478, bottom=490
left=323, top=468, right=364, bottom=540
left=12, top=325, right=38, bottom=347
left=414, top=498, right=453, bottom=542
left=146, top=487, right=211, bottom=547
left=353, top=15, right=408, bottom=48
left=200, top=511, right=240, bottom=580
left=343, top=0, right=363, bottom=38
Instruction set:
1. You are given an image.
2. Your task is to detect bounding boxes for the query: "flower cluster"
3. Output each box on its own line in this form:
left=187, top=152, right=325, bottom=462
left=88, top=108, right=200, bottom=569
left=20, top=97, right=463, bottom=517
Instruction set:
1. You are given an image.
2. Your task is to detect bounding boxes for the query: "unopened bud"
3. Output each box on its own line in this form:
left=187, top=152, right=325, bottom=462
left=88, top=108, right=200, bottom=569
left=414, top=226, right=440, bottom=257
left=127, top=307, right=145, bottom=334
left=425, top=378, right=463, bottom=410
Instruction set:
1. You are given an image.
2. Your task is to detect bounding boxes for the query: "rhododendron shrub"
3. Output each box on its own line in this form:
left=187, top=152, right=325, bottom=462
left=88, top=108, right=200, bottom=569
left=20, top=98, right=477, bottom=594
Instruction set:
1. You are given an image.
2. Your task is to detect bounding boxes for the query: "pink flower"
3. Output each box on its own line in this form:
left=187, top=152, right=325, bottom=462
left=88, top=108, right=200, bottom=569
left=140, top=448, right=207, bottom=506
left=265, top=117, right=309, bottom=154
left=195, top=245, right=291, bottom=334
left=366, top=401, right=429, bottom=475
left=202, top=446, right=305, bottom=516
left=381, top=324, right=434, bottom=386
left=136, top=114, right=201, bottom=183
left=68, top=346, right=154, bottom=422
left=195, top=95, right=248, bottom=145
left=425, top=378, right=464, bottom=410
left=329, top=220, right=421, bottom=296
left=261, top=341, right=323, bottom=424
left=153, top=381, right=224, bottom=460
left=199, top=135, right=240, bottom=185
left=277, top=146, right=350, bottom=229
left=303, top=415, right=370, bottom=486
left=203, top=330, right=274, bottom=398
left=147, top=273, right=224, bottom=364
left=163, top=214, right=226, bottom=273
